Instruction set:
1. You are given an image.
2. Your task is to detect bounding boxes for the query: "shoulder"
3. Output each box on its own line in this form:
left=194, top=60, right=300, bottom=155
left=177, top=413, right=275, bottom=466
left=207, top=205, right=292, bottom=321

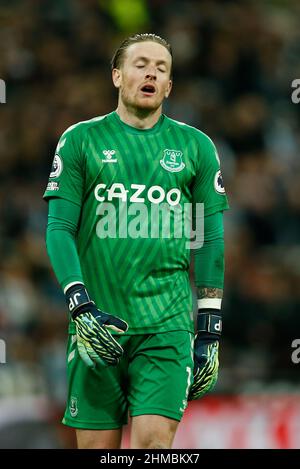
left=60, top=114, right=110, bottom=141
left=55, top=115, right=111, bottom=161
left=165, top=116, right=220, bottom=167
left=165, top=116, right=216, bottom=149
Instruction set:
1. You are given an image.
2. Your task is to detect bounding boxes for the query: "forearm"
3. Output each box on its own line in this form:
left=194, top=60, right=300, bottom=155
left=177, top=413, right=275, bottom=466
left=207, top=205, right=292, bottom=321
left=193, top=211, right=224, bottom=341
left=46, top=198, right=128, bottom=368
left=197, top=287, right=223, bottom=308
left=193, top=211, right=225, bottom=303
left=46, top=198, right=84, bottom=291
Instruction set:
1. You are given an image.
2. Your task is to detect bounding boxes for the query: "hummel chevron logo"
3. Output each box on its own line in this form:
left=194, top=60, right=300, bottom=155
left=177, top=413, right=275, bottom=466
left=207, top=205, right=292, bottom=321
left=101, top=150, right=117, bottom=163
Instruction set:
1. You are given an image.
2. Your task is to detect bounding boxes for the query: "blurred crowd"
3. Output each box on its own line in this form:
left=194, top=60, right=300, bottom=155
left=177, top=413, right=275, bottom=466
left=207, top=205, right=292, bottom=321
left=0, top=0, right=300, bottom=447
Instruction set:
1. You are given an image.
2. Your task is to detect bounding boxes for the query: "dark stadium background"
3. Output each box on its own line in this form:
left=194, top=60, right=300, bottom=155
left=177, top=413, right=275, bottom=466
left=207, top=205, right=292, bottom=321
left=0, top=0, right=300, bottom=448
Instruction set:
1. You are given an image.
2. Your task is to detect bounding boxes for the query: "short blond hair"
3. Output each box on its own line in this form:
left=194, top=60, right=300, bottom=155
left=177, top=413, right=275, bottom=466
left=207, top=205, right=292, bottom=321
left=111, top=33, right=173, bottom=76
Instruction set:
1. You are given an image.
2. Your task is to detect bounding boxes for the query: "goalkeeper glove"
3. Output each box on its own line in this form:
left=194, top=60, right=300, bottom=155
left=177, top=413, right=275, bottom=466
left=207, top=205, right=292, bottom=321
left=188, top=310, right=222, bottom=400
left=66, top=283, right=128, bottom=368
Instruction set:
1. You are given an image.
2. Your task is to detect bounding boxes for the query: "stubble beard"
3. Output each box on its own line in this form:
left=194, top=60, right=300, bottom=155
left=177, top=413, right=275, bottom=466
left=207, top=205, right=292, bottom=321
left=120, top=88, right=162, bottom=118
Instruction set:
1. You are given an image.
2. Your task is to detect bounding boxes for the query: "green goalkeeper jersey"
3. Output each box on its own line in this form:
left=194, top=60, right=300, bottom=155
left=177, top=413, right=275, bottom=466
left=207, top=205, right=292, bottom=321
left=44, top=111, right=229, bottom=335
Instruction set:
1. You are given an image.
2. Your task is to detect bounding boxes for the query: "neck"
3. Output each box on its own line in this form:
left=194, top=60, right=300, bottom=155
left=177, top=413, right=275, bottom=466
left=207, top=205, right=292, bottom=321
left=116, top=100, right=162, bottom=129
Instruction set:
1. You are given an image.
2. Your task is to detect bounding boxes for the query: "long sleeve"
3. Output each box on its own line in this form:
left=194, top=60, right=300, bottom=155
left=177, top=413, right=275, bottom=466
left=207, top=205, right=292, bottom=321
left=46, top=197, right=84, bottom=291
left=193, top=211, right=225, bottom=289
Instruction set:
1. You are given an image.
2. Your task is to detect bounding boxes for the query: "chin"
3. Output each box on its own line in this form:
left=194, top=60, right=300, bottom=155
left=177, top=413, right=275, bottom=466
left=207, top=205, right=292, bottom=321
left=135, top=99, right=161, bottom=112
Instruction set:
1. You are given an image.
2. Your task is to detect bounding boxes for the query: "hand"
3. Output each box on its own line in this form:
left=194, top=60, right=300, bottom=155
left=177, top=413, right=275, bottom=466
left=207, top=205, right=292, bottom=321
left=188, top=337, right=219, bottom=400
left=188, top=311, right=221, bottom=400
left=66, top=283, right=128, bottom=368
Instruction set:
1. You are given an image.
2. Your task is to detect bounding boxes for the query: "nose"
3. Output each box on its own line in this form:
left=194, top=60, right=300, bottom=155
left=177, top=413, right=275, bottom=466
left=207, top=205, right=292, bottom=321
left=145, top=67, right=157, bottom=80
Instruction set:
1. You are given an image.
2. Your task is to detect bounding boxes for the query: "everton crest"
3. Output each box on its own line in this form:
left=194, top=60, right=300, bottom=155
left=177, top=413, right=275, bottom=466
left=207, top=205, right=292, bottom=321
left=160, top=149, right=185, bottom=173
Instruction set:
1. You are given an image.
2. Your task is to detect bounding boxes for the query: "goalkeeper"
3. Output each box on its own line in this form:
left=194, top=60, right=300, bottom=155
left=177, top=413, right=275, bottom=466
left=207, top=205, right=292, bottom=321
left=44, top=33, right=228, bottom=449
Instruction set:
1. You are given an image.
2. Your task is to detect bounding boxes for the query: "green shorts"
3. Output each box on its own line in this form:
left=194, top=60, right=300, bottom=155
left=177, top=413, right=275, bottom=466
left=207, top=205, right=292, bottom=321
left=62, top=331, right=194, bottom=429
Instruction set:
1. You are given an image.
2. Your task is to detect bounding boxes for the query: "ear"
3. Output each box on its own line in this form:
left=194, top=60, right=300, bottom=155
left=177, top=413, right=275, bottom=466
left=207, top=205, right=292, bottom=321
left=164, top=79, right=173, bottom=98
left=112, top=68, right=122, bottom=89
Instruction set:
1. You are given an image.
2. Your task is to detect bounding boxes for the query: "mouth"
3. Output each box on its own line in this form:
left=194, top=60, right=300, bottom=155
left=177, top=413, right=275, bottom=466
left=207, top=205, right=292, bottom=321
left=140, top=84, right=156, bottom=96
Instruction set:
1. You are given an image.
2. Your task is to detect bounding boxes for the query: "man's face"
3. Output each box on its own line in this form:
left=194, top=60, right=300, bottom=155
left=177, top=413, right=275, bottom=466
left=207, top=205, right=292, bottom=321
left=112, top=41, right=172, bottom=112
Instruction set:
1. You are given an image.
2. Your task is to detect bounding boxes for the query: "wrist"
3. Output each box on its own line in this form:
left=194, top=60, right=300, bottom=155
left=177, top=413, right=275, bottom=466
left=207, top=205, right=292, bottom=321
left=196, top=309, right=222, bottom=342
left=197, top=298, right=222, bottom=310
left=63, top=281, right=84, bottom=295
left=65, top=283, right=94, bottom=319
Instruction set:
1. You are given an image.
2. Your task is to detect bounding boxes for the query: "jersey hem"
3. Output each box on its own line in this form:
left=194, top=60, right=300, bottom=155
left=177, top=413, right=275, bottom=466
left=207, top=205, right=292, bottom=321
left=67, top=324, right=195, bottom=335
left=119, top=326, right=194, bottom=336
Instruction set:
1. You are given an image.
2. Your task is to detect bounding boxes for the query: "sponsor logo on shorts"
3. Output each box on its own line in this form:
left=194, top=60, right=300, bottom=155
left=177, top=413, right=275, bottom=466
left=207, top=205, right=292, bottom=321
left=70, top=396, right=78, bottom=417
